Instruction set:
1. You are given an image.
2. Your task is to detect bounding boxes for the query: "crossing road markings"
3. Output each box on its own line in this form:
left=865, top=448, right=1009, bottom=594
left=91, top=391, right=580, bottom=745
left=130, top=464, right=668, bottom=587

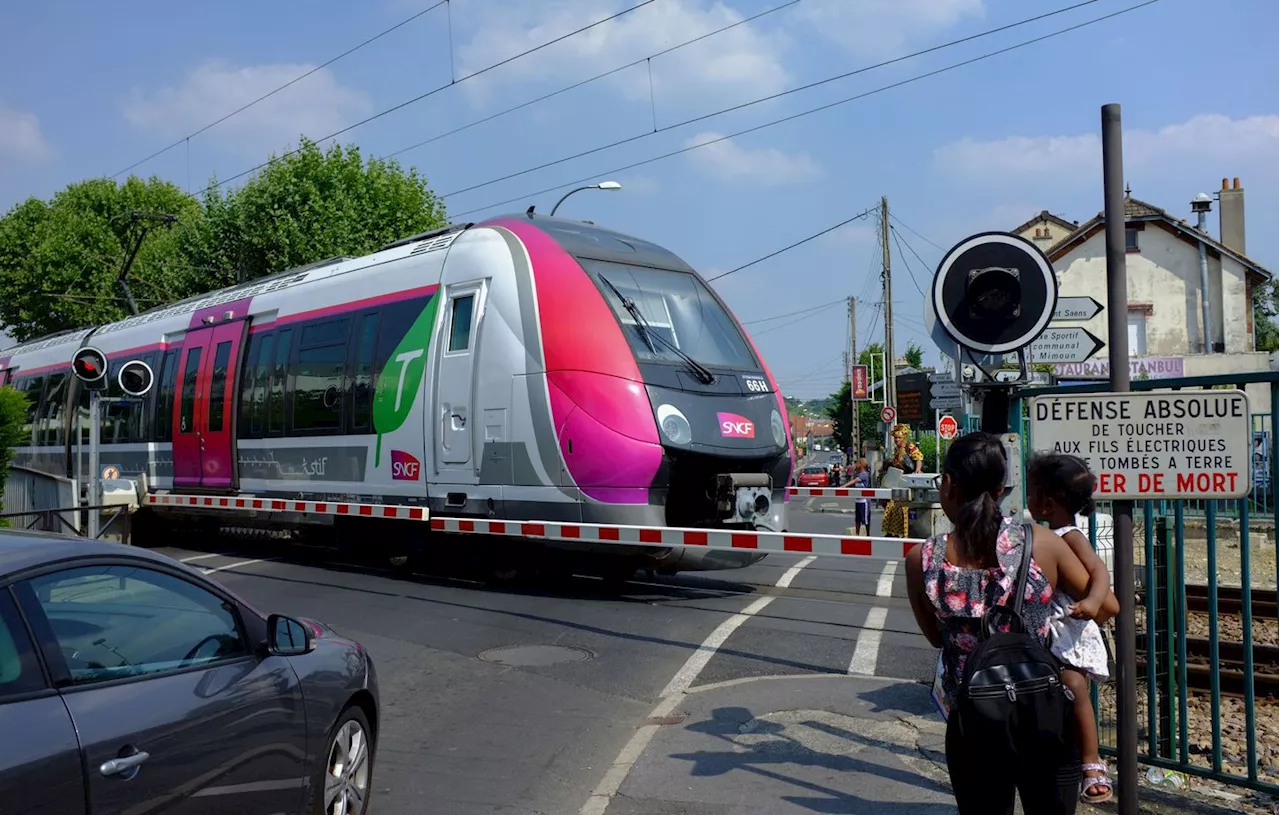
left=848, top=606, right=889, bottom=675
left=875, top=559, right=898, bottom=597
left=202, top=558, right=275, bottom=575
left=179, top=553, right=226, bottom=563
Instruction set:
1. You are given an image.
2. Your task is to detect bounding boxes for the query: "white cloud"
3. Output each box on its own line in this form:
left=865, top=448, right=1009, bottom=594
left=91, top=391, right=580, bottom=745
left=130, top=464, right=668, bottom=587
left=797, top=0, right=984, bottom=58
left=122, top=61, right=372, bottom=156
left=934, top=114, right=1280, bottom=185
left=0, top=104, right=54, bottom=162
left=454, top=0, right=790, bottom=110
left=683, top=131, right=820, bottom=184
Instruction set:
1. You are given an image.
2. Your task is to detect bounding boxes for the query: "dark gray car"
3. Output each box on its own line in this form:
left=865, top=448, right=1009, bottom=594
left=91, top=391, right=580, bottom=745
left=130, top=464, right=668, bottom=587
left=0, top=529, right=379, bottom=814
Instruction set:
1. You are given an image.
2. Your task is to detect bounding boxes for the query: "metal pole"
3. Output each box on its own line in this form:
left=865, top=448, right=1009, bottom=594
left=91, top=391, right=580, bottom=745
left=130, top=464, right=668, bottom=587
left=1102, top=102, right=1138, bottom=815
left=880, top=197, right=895, bottom=411
left=88, top=390, right=100, bottom=540
left=550, top=186, right=595, bottom=216
left=850, top=297, right=859, bottom=459
left=1197, top=210, right=1213, bottom=353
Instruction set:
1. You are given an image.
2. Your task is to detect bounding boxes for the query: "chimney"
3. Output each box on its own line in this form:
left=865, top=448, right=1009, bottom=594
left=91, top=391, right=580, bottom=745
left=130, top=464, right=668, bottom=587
left=1218, top=177, right=1246, bottom=255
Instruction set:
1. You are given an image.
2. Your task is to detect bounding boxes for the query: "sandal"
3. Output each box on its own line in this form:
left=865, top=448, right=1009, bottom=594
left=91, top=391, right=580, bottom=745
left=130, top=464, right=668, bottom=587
left=1081, top=762, right=1114, bottom=803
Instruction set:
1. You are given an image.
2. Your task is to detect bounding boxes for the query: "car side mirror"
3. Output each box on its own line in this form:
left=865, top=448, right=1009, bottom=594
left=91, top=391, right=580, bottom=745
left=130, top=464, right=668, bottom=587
left=266, top=614, right=314, bottom=656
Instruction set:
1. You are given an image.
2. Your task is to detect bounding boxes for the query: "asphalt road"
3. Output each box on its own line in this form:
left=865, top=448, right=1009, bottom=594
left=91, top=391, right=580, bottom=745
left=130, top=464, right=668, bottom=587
left=153, top=500, right=938, bottom=814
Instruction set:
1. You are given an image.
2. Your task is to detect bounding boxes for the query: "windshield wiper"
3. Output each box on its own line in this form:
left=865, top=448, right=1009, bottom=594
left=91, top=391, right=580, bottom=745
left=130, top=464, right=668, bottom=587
left=599, top=276, right=715, bottom=384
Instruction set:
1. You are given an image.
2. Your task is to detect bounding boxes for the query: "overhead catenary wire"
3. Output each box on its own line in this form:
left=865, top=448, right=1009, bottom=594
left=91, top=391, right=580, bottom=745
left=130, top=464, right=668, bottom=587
left=192, top=0, right=659, bottom=197
left=108, top=0, right=449, bottom=179
left=452, top=0, right=1163, bottom=217
left=741, top=298, right=849, bottom=325
left=385, top=0, right=801, bottom=161
left=708, top=206, right=878, bottom=282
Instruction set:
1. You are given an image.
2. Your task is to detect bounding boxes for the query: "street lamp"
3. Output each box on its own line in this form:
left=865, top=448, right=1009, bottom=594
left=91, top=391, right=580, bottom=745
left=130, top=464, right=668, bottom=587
left=549, top=181, right=622, bottom=216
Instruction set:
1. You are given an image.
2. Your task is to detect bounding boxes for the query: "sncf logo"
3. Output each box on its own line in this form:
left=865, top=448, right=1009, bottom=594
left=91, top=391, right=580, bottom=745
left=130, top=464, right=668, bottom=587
left=390, top=450, right=421, bottom=481
left=717, top=412, right=755, bottom=439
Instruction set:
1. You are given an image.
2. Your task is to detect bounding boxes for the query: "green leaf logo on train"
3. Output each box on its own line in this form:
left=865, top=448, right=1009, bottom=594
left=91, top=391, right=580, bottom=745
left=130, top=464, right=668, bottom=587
left=373, top=294, right=440, bottom=466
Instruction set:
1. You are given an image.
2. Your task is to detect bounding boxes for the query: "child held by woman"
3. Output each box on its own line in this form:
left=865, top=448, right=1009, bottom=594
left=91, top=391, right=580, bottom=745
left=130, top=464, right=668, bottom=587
left=1027, top=452, right=1116, bottom=804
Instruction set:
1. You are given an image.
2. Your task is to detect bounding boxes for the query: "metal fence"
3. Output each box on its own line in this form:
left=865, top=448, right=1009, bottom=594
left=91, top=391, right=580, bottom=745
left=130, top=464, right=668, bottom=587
left=0, top=505, right=132, bottom=544
left=1014, top=370, right=1278, bottom=795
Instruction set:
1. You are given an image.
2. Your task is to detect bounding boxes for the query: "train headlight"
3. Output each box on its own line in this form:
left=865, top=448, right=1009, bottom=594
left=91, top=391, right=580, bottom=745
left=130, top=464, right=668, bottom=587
left=770, top=410, right=786, bottom=448
left=656, top=404, right=692, bottom=446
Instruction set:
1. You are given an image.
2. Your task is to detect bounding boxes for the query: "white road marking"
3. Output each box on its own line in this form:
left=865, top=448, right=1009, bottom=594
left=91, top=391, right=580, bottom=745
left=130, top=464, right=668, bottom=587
left=202, top=558, right=273, bottom=575
left=582, top=555, right=817, bottom=815
left=875, top=559, right=898, bottom=597
left=179, top=553, right=225, bottom=563
left=848, top=606, right=889, bottom=675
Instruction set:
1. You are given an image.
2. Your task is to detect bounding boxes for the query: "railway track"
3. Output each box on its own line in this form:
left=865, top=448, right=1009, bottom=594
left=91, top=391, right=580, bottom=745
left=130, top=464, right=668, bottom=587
left=1183, top=585, right=1279, bottom=619
left=1136, top=635, right=1279, bottom=699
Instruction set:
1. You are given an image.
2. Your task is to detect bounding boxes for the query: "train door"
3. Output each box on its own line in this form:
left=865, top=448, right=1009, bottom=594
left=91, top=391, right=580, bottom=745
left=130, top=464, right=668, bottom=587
left=434, top=283, right=484, bottom=470
left=172, top=320, right=246, bottom=489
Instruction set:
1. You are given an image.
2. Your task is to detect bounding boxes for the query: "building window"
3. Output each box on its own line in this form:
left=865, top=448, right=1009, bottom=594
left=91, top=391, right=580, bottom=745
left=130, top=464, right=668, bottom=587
left=1127, top=310, right=1148, bottom=357
left=1125, top=228, right=1139, bottom=252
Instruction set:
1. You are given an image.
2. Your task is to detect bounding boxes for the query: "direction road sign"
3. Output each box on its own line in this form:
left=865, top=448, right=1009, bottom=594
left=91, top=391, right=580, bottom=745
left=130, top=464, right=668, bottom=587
left=1029, top=390, right=1252, bottom=500
left=930, top=382, right=960, bottom=398
left=1027, top=327, right=1104, bottom=364
left=931, top=232, right=1058, bottom=355
left=937, top=414, right=959, bottom=441
left=1052, top=296, right=1103, bottom=322
left=930, top=396, right=962, bottom=411
left=928, top=370, right=954, bottom=383
left=881, top=406, right=897, bottom=424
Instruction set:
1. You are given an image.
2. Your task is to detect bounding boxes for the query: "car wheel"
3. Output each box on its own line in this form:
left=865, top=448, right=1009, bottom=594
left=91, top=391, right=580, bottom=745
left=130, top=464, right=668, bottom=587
left=309, top=705, right=374, bottom=815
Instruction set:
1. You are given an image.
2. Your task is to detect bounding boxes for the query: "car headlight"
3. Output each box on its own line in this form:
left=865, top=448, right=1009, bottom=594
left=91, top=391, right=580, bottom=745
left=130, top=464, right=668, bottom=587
left=656, top=404, right=692, bottom=445
left=770, top=409, right=786, bottom=448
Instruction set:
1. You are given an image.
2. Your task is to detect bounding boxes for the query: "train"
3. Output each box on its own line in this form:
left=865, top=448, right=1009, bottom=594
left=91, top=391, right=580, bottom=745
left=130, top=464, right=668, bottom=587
left=0, top=213, right=796, bottom=577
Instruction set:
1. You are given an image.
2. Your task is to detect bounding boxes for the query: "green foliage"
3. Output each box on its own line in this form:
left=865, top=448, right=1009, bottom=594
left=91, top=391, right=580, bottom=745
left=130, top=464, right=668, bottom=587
left=903, top=342, right=924, bottom=369
left=0, top=136, right=448, bottom=343
left=1255, top=278, right=1278, bottom=352
left=824, top=380, right=852, bottom=453
left=0, top=387, right=29, bottom=523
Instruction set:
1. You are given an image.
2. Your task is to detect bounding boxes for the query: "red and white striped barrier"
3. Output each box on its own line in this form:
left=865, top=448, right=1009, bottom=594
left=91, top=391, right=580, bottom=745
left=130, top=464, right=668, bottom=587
left=788, top=487, right=893, bottom=499
left=430, top=517, right=923, bottom=559
left=147, top=492, right=428, bottom=521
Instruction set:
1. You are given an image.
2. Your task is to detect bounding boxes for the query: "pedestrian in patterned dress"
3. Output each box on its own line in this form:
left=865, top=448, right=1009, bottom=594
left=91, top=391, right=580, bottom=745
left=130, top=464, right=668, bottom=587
left=1028, top=453, right=1119, bottom=804
left=881, top=423, right=923, bottom=538
left=904, top=432, right=1121, bottom=813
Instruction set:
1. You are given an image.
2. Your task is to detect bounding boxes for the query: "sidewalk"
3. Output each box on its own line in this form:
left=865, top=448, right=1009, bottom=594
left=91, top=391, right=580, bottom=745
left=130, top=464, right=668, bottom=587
left=603, top=674, right=1266, bottom=815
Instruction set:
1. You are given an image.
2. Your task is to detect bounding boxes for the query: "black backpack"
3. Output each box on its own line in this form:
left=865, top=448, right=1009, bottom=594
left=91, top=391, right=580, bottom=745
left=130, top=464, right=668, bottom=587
left=953, top=525, right=1073, bottom=755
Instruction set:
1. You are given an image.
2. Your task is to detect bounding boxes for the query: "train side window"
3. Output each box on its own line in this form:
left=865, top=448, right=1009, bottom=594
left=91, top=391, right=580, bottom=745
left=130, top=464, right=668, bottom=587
left=293, top=345, right=345, bottom=433
left=251, top=333, right=274, bottom=437
left=154, top=349, right=179, bottom=442
left=17, top=376, right=42, bottom=444
left=136, top=352, right=158, bottom=442
left=350, top=312, right=380, bottom=432
left=238, top=335, right=262, bottom=439
left=267, top=329, right=293, bottom=436
left=37, top=374, right=66, bottom=447
left=448, top=295, right=474, bottom=352
left=207, top=341, right=232, bottom=433
left=179, top=347, right=202, bottom=435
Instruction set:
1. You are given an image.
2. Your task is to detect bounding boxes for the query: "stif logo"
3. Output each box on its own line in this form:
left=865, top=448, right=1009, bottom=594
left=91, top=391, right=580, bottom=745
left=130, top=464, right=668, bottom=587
left=390, top=450, right=421, bottom=481
left=717, top=412, right=755, bottom=439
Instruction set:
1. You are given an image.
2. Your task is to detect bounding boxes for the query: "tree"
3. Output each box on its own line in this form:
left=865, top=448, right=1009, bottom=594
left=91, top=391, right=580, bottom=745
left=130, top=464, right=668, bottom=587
left=0, top=387, right=29, bottom=525
left=188, top=137, right=448, bottom=284
left=824, top=380, right=852, bottom=454
left=1255, top=279, right=1278, bottom=352
left=0, top=177, right=201, bottom=341
left=904, top=342, right=924, bottom=369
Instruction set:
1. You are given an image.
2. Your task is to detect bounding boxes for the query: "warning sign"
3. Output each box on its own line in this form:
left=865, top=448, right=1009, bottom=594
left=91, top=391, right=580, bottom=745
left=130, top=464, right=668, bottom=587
left=1028, top=390, right=1252, bottom=500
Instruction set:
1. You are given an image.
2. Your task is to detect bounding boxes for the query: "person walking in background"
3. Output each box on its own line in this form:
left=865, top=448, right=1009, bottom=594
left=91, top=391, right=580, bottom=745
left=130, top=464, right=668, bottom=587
left=903, top=432, right=1119, bottom=814
left=852, top=458, right=871, bottom=536
left=1027, top=453, right=1118, bottom=804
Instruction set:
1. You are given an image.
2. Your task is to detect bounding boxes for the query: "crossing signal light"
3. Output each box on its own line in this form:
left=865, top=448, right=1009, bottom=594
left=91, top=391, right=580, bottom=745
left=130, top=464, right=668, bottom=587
left=966, top=266, right=1022, bottom=322
left=119, top=360, right=154, bottom=397
left=71, top=347, right=108, bottom=386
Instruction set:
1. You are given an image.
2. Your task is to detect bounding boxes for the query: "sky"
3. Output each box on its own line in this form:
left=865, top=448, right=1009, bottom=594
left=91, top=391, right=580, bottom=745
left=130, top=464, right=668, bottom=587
left=1, top=0, right=1276, bottom=399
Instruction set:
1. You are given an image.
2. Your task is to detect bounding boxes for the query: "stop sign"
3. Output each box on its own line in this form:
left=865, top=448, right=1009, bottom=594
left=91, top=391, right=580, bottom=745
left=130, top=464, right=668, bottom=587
left=937, top=414, right=959, bottom=441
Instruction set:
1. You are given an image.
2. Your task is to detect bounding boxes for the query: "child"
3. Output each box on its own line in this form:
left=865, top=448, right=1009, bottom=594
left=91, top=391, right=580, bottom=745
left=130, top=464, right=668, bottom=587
left=1027, top=452, right=1118, bottom=805
left=852, top=458, right=871, bottom=537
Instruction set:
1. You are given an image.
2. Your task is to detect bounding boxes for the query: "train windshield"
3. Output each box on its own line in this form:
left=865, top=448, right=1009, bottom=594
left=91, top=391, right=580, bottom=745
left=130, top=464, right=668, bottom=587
left=581, top=258, right=758, bottom=370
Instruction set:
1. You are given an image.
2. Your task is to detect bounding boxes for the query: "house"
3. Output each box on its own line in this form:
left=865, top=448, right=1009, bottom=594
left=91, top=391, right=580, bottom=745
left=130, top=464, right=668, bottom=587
left=1011, top=178, right=1274, bottom=389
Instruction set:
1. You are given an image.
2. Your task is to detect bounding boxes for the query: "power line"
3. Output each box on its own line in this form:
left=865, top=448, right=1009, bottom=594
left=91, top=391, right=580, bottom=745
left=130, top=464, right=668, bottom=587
left=109, top=0, right=449, bottom=180
left=888, top=212, right=947, bottom=253
left=452, top=0, right=1162, bottom=217
left=708, top=206, right=878, bottom=282
left=751, top=302, right=846, bottom=337
left=441, top=0, right=1112, bottom=200
left=195, top=0, right=658, bottom=197
left=385, top=0, right=801, bottom=162
left=742, top=298, right=848, bottom=325
left=890, top=223, right=941, bottom=293
left=889, top=225, right=927, bottom=298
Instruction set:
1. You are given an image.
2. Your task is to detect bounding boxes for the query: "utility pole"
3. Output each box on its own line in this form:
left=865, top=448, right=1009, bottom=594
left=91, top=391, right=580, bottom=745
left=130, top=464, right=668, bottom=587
left=849, top=296, right=859, bottom=459
left=880, top=196, right=895, bottom=416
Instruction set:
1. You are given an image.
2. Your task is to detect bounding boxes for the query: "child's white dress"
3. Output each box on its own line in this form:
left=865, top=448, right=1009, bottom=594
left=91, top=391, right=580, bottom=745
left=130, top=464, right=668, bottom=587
left=1046, top=524, right=1111, bottom=682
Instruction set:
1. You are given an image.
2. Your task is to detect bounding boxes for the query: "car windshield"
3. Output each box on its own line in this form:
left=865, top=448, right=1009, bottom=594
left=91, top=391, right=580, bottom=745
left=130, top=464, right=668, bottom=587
left=580, top=258, right=758, bottom=370
left=803, top=466, right=825, bottom=474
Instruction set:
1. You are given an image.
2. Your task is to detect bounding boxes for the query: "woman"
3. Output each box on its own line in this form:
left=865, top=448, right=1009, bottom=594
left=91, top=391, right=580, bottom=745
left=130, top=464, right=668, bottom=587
left=904, top=432, right=1118, bottom=814
left=881, top=424, right=924, bottom=538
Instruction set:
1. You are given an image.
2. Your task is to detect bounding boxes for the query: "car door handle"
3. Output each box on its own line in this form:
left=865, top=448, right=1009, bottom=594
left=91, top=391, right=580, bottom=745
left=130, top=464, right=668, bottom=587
left=100, top=751, right=150, bottom=777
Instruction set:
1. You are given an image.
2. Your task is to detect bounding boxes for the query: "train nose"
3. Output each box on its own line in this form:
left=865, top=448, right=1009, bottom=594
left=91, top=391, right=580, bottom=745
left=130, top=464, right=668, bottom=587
left=714, top=473, right=773, bottom=527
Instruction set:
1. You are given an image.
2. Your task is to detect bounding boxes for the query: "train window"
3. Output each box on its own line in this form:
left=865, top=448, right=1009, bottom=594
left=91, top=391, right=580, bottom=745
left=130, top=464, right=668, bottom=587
left=448, top=295, right=474, bottom=352
left=39, top=374, right=67, bottom=447
left=292, top=344, right=345, bottom=432
left=154, top=349, right=179, bottom=442
left=301, top=319, right=350, bottom=348
left=238, top=335, right=261, bottom=439
left=179, top=348, right=202, bottom=435
left=267, top=329, right=293, bottom=435
left=207, top=341, right=232, bottom=433
left=16, top=377, right=40, bottom=444
left=251, top=333, right=274, bottom=437
left=351, top=313, right=379, bottom=432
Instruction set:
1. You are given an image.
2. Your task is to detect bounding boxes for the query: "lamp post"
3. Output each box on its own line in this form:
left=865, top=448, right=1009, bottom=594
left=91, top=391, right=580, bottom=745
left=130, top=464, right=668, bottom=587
left=549, top=181, right=622, bottom=216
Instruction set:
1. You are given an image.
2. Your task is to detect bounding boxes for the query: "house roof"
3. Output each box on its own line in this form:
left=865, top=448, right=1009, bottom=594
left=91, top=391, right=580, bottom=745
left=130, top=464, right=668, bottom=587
left=1047, top=194, right=1273, bottom=281
left=1012, top=210, right=1078, bottom=236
